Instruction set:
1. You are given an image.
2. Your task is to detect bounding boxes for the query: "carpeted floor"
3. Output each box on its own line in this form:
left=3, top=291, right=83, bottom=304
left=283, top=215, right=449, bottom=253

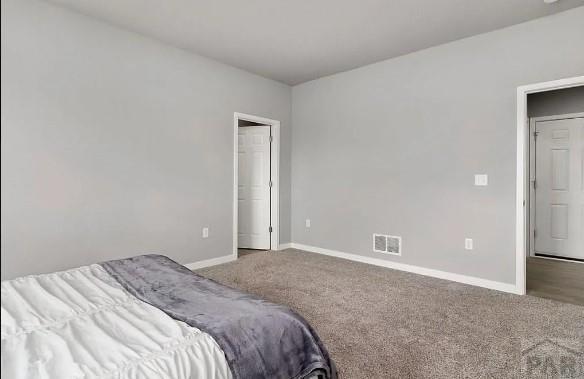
left=197, top=249, right=584, bottom=379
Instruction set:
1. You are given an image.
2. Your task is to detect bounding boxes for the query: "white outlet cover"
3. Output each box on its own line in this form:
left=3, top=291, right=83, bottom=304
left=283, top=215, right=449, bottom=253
left=305, top=219, right=311, bottom=228
left=465, top=238, right=473, bottom=250
left=474, top=174, right=488, bottom=186
left=202, top=227, right=209, bottom=238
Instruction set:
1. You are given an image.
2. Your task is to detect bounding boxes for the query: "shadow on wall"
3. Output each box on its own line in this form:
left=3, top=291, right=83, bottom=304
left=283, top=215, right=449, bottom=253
left=527, top=86, right=584, bottom=117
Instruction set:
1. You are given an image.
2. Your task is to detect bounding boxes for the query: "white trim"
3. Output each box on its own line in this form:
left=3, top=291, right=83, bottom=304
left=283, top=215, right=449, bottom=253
left=277, top=243, right=293, bottom=250
left=289, top=243, right=520, bottom=294
left=184, top=254, right=236, bottom=270
left=515, top=76, right=584, bottom=296
left=233, top=112, right=281, bottom=259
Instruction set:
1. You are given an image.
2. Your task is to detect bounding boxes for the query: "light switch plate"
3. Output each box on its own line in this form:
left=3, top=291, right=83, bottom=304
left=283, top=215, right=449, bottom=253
left=465, top=238, right=473, bottom=250
left=305, top=219, right=311, bottom=228
left=474, top=174, right=488, bottom=186
left=202, top=227, right=209, bottom=238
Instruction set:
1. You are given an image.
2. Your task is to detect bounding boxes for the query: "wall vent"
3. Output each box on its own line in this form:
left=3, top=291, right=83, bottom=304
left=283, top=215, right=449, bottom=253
left=373, top=234, right=402, bottom=256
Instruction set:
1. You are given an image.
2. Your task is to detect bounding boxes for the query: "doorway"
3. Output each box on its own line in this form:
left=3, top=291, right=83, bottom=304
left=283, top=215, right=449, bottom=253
left=238, top=123, right=271, bottom=250
left=233, top=113, right=280, bottom=259
left=515, top=76, right=584, bottom=296
left=528, top=113, right=584, bottom=262
left=520, top=83, right=584, bottom=305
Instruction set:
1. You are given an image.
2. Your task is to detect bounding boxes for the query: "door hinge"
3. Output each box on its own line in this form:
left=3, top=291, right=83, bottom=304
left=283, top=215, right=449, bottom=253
left=269, top=180, right=273, bottom=188
left=269, top=226, right=273, bottom=233
left=533, top=229, right=537, bottom=239
left=533, top=131, right=539, bottom=140
left=269, top=135, right=273, bottom=143
left=533, top=180, right=537, bottom=189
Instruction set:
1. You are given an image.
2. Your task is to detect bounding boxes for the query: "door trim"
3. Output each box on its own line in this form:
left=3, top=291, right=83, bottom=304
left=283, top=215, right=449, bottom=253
left=516, top=76, right=584, bottom=295
left=528, top=112, right=584, bottom=259
left=233, top=112, right=280, bottom=259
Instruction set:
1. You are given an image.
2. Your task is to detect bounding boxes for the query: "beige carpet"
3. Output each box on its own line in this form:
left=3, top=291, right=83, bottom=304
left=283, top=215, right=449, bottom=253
left=197, top=249, right=584, bottom=378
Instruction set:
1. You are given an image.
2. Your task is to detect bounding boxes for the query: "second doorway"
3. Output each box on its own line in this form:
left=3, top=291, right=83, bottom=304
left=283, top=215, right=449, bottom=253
left=238, top=121, right=272, bottom=250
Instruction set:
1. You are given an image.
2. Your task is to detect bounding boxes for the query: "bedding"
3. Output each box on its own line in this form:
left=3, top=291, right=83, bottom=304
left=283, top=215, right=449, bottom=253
left=1, top=255, right=336, bottom=379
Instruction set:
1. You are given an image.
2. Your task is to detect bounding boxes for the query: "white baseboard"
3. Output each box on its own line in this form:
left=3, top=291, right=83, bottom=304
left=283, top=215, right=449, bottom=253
left=289, top=243, right=521, bottom=295
left=277, top=243, right=293, bottom=251
left=185, top=254, right=236, bottom=270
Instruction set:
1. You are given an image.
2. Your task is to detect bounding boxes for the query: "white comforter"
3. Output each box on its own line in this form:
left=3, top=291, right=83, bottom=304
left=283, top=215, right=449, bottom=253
left=1, top=264, right=232, bottom=379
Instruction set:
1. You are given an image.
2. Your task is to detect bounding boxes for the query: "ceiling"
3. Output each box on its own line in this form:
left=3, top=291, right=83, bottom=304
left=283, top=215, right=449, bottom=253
left=49, top=0, right=584, bottom=85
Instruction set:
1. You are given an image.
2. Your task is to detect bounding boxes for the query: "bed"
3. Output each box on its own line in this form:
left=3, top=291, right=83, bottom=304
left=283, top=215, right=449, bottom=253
left=1, top=254, right=336, bottom=379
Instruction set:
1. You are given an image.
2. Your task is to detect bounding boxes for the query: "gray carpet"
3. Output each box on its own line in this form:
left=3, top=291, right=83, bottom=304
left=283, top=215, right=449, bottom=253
left=197, top=249, right=584, bottom=378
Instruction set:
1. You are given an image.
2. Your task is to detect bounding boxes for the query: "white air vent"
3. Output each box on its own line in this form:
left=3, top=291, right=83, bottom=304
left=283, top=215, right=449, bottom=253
left=373, top=234, right=402, bottom=256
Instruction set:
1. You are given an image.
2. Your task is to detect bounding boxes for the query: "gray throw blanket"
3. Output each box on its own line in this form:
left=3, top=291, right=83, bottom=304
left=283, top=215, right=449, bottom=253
left=100, top=254, right=336, bottom=379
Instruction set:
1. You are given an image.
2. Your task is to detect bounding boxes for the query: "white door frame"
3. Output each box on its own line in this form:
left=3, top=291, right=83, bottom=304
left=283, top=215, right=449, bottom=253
left=233, top=112, right=280, bottom=259
left=515, top=75, right=584, bottom=295
left=528, top=112, right=584, bottom=260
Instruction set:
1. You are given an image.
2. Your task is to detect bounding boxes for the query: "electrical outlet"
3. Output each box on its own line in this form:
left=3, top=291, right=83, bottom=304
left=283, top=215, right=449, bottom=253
left=474, top=174, right=488, bottom=186
left=305, top=219, right=311, bottom=228
left=464, top=238, right=473, bottom=250
left=202, top=227, right=209, bottom=239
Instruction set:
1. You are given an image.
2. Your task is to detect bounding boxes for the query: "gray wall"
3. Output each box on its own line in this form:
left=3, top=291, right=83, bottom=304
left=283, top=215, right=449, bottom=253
left=291, top=7, right=584, bottom=285
left=527, top=86, right=584, bottom=117
left=1, top=0, right=291, bottom=280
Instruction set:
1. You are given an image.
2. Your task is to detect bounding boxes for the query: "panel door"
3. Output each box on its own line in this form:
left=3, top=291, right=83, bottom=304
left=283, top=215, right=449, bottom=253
left=238, top=126, right=271, bottom=249
left=534, top=117, right=584, bottom=260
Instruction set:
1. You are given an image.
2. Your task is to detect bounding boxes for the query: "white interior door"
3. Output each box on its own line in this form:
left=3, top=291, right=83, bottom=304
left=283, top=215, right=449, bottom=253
left=238, top=125, right=271, bottom=249
left=534, top=116, right=584, bottom=260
